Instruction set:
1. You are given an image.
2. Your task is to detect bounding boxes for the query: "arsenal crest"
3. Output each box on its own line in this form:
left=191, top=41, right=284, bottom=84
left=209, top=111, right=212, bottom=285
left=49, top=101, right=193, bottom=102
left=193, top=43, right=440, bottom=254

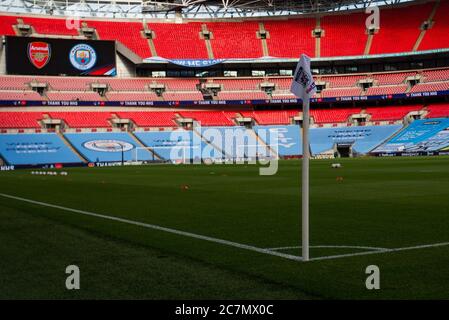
left=28, top=42, right=51, bottom=69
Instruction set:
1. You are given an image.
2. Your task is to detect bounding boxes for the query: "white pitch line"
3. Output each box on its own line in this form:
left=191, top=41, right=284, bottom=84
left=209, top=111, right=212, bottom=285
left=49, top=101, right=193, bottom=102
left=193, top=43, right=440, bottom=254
left=2, top=192, right=448, bottom=264
left=266, top=245, right=388, bottom=251
left=0, top=193, right=302, bottom=262
left=309, top=242, right=449, bottom=262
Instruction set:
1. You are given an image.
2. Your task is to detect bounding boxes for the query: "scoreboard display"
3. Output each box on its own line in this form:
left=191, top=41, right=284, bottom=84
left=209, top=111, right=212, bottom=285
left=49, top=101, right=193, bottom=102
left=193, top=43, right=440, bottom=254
left=5, top=36, right=116, bottom=76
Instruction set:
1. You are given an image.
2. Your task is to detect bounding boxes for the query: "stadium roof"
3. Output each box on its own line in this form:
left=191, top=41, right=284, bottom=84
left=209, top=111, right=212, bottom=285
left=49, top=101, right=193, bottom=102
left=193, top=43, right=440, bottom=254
left=0, top=0, right=420, bottom=18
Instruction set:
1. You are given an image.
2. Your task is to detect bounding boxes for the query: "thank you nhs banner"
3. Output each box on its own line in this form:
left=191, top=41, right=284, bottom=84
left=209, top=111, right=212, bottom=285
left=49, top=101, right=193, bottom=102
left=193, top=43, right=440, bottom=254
left=145, top=57, right=225, bottom=67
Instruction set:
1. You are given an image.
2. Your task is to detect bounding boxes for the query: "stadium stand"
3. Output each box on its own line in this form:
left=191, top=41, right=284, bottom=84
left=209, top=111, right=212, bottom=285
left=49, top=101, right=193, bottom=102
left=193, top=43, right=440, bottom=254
left=425, top=104, right=449, bottom=118
left=320, top=12, right=367, bottom=57
left=310, top=125, right=403, bottom=155
left=116, top=111, right=177, bottom=127
left=48, top=112, right=112, bottom=128
left=422, top=69, right=449, bottom=82
left=320, top=87, right=362, bottom=98
left=0, top=1, right=449, bottom=59
left=365, top=85, right=408, bottom=96
left=324, top=75, right=363, bottom=88
left=372, top=72, right=416, bottom=85
left=0, top=14, right=17, bottom=36
left=418, top=0, right=449, bottom=51
left=206, top=21, right=262, bottom=59
left=178, top=111, right=235, bottom=126
left=240, top=110, right=297, bottom=125
left=218, top=79, right=262, bottom=91
left=0, top=90, right=44, bottom=100
left=0, top=133, right=82, bottom=165
left=22, top=16, right=79, bottom=36
left=217, top=91, right=269, bottom=100
left=311, top=108, right=361, bottom=124
left=369, top=3, right=434, bottom=54
left=366, top=105, right=421, bottom=121
left=264, top=18, right=315, bottom=58
left=46, top=91, right=102, bottom=101
left=105, top=92, right=159, bottom=101
left=64, top=132, right=153, bottom=162
left=253, top=125, right=302, bottom=156
left=373, top=118, right=449, bottom=152
left=84, top=19, right=151, bottom=59
left=134, top=130, right=197, bottom=161
left=148, top=22, right=208, bottom=59
left=409, top=81, right=449, bottom=93
left=0, top=112, right=42, bottom=128
left=162, top=91, right=204, bottom=101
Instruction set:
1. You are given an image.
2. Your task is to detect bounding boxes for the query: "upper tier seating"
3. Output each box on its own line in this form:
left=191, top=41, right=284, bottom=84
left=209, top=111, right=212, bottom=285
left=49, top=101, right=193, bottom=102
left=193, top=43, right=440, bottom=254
left=156, top=79, right=199, bottom=91
left=46, top=91, right=102, bottom=101
left=1, top=1, right=448, bottom=59
left=162, top=92, right=204, bottom=101
left=218, top=79, right=262, bottom=91
left=84, top=19, right=151, bottom=58
left=370, top=3, right=434, bottom=54
left=116, top=111, right=177, bottom=127
left=264, top=18, right=315, bottom=58
left=409, top=81, right=449, bottom=93
left=324, top=75, right=364, bottom=88
left=419, top=0, right=449, bottom=51
left=178, top=111, right=234, bottom=126
left=0, top=112, right=42, bottom=128
left=320, top=12, right=367, bottom=56
left=422, top=69, right=449, bottom=82
left=0, top=76, right=32, bottom=90
left=22, top=16, right=79, bottom=36
left=366, top=105, right=422, bottom=121
left=365, top=85, right=408, bottom=96
left=148, top=22, right=208, bottom=59
left=372, top=72, right=416, bottom=85
left=48, top=112, right=113, bottom=127
left=206, top=21, right=262, bottom=59
left=217, top=91, right=269, bottom=100
left=320, top=87, right=362, bottom=98
left=0, top=90, right=44, bottom=100
left=0, top=15, right=17, bottom=36
left=105, top=92, right=159, bottom=101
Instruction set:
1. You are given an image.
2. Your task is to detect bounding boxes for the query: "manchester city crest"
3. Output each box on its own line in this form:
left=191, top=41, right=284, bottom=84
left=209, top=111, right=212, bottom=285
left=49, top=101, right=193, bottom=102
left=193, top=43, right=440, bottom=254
left=69, top=43, right=97, bottom=71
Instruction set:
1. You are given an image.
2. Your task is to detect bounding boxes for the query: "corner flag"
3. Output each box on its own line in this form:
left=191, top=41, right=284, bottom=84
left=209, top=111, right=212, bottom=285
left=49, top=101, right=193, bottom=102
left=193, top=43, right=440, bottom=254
left=290, top=54, right=316, bottom=100
left=290, top=54, right=315, bottom=262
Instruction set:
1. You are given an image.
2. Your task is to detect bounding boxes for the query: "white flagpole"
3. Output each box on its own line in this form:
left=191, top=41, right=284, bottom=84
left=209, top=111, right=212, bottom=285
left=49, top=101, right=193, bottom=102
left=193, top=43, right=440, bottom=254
left=302, top=97, right=310, bottom=261
left=290, top=54, right=315, bottom=262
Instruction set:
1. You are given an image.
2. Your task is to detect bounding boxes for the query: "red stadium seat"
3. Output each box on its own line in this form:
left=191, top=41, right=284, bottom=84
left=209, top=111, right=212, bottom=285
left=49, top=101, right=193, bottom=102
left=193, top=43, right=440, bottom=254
left=0, top=112, right=42, bottom=128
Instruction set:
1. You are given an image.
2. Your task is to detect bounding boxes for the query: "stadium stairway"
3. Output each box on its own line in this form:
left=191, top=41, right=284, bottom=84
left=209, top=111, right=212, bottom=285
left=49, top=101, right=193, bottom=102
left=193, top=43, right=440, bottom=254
left=128, top=130, right=162, bottom=161
left=191, top=126, right=230, bottom=159
left=249, top=126, right=279, bottom=159
left=56, top=131, right=88, bottom=163
left=413, top=0, right=440, bottom=51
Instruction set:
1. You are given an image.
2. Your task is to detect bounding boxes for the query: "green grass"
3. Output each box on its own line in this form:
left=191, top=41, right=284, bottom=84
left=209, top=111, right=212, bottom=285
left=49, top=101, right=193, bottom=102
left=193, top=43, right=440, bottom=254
left=0, top=157, right=449, bottom=299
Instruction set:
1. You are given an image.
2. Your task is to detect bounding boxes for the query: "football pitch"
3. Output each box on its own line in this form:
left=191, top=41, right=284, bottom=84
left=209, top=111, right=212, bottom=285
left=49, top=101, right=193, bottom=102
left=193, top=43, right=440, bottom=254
left=0, top=157, right=448, bottom=299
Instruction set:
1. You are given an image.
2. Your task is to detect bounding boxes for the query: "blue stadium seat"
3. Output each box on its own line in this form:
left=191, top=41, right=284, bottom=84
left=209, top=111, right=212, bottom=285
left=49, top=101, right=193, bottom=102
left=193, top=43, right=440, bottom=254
left=374, top=118, right=449, bottom=153
left=0, top=133, right=81, bottom=165
left=64, top=132, right=153, bottom=163
left=134, top=130, right=204, bottom=161
left=310, top=125, right=402, bottom=155
left=253, top=125, right=302, bottom=156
